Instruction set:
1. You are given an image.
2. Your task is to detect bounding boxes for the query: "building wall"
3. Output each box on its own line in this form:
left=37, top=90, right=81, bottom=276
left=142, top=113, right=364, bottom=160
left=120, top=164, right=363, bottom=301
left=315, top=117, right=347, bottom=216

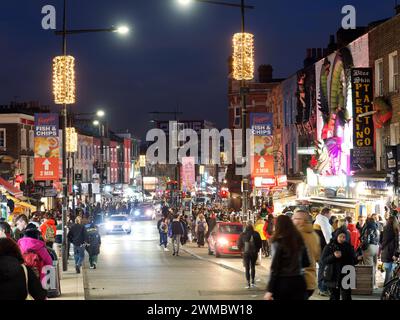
left=75, top=134, right=94, bottom=183
left=369, top=13, right=400, bottom=170
left=109, top=140, right=118, bottom=184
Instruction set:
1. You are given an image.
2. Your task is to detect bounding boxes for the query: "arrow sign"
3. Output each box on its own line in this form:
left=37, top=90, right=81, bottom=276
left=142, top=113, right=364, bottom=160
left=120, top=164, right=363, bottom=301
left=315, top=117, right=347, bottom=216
left=43, top=159, right=51, bottom=171
left=258, top=157, right=266, bottom=168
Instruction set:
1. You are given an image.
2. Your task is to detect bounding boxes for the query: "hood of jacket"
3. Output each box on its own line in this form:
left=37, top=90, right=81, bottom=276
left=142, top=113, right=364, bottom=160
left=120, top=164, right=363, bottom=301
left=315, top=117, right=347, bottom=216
left=347, top=224, right=357, bottom=232
left=43, top=219, right=56, bottom=226
left=298, top=223, right=314, bottom=234
left=0, top=256, right=22, bottom=281
left=18, top=237, right=46, bottom=253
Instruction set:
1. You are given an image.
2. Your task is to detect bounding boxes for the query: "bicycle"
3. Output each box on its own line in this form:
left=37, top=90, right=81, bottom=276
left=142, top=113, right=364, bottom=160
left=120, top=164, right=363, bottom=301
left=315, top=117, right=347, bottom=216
left=381, top=260, right=400, bottom=300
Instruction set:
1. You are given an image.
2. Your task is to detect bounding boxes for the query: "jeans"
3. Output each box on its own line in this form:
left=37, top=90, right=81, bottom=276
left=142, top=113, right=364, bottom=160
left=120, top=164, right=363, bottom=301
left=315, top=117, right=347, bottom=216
left=384, top=262, right=395, bottom=285
left=74, top=245, right=85, bottom=268
left=160, top=232, right=168, bottom=248
left=172, top=235, right=181, bottom=254
left=362, top=244, right=379, bottom=286
left=89, top=255, right=98, bottom=267
left=317, top=262, right=328, bottom=292
left=243, top=254, right=257, bottom=284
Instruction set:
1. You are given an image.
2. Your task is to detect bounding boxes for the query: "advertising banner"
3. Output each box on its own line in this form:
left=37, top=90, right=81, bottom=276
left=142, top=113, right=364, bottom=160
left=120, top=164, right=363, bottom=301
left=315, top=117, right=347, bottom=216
left=351, top=68, right=375, bottom=171
left=181, top=157, right=195, bottom=192
left=34, top=114, right=60, bottom=181
left=250, top=113, right=274, bottom=178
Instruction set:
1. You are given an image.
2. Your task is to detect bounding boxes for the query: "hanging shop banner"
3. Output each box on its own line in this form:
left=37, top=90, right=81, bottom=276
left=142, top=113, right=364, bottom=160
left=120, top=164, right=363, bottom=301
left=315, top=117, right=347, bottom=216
left=181, top=157, right=195, bottom=192
left=351, top=68, right=375, bottom=171
left=250, top=113, right=274, bottom=178
left=34, top=114, right=60, bottom=181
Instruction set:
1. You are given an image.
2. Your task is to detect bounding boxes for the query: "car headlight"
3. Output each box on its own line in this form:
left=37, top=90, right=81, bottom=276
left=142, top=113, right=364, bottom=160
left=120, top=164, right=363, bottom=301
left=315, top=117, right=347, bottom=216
left=106, top=223, right=113, bottom=230
left=134, top=210, right=140, bottom=216
left=217, top=238, right=229, bottom=246
left=123, top=223, right=130, bottom=230
left=145, top=209, right=154, bottom=216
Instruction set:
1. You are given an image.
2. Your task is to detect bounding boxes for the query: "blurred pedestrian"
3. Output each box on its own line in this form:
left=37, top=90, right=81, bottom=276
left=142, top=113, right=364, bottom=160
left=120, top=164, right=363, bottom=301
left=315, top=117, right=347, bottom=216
left=238, top=221, right=262, bottom=289
left=67, top=216, right=88, bottom=274
left=346, top=216, right=361, bottom=251
left=360, top=217, right=380, bottom=288
left=40, top=213, right=57, bottom=248
left=0, top=238, right=47, bottom=300
left=85, top=222, right=101, bottom=269
left=0, top=221, right=12, bottom=239
left=196, top=214, right=208, bottom=248
left=264, top=215, right=310, bottom=300
left=171, top=214, right=185, bottom=256
left=321, top=229, right=357, bottom=300
left=159, top=217, right=169, bottom=251
left=380, top=216, right=399, bottom=285
left=292, top=210, right=320, bottom=299
left=14, top=214, right=29, bottom=241
left=254, top=215, right=267, bottom=257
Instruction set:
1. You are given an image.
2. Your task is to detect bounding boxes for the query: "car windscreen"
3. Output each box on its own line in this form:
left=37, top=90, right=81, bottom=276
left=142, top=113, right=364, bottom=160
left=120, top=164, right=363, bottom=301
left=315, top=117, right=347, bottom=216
left=109, top=216, right=128, bottom=221
left=218, top=225, right=243, bottom=234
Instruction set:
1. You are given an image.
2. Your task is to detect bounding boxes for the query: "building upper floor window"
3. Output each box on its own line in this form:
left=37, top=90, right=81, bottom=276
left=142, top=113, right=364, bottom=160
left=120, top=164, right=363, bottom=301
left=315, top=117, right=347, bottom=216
left=0, top=129, right=6, bottom=149
left=389, top=51, right=399, bottom=93
left=375, top=58, right=384, bottom=97
left=21, top=128, right=27, bottom=150
left=29, top=130, right=34, bottom=151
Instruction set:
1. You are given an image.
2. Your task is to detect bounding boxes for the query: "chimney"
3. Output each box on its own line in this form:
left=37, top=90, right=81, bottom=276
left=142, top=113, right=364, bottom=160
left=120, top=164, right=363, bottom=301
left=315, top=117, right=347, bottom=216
left=258, top=65, right=273, bottom=83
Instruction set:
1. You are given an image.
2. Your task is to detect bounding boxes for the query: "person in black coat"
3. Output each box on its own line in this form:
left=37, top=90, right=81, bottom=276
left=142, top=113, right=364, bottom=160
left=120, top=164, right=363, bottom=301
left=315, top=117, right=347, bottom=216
left=380, top=216, right=399, bottom=284
left=85, top=222, right=101, bottom=269
left=238, top=222, right=262, bottom=288
left=321, top=229, right=358, bottom=300
left=67, top=217, right=88, bottom=274
left=0, top=238, right=47, bottom=300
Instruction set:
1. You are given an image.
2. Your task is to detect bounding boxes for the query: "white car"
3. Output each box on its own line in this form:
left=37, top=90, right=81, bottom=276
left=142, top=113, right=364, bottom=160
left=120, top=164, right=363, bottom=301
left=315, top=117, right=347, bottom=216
left=105, top=215, right=132, bottom=234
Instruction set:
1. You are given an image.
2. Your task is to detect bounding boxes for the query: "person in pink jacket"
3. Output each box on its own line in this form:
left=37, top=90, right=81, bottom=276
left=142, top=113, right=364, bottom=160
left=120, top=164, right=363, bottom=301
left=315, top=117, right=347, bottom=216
left=18, top=226, right=53, bottom=282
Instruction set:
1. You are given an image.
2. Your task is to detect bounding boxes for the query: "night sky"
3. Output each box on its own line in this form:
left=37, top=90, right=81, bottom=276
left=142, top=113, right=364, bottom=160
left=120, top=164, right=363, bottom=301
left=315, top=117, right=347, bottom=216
left=0, top=0, right=395, bottom=139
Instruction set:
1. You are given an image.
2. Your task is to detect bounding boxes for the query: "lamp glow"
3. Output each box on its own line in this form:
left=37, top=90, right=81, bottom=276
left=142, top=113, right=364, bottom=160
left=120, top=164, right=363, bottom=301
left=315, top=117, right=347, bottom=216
left=178, top=0, right=192, bottom=6
left=93, top=120, right=100, bottom=126
left=53, top=55, right=76, bottom=104
left=232, top=33, right=255, bottom=81
left=116, top=26, right=130, bottom=35
left=66, top=127, right=78, bottom=153
left=96, top=110, right=105, bottom=117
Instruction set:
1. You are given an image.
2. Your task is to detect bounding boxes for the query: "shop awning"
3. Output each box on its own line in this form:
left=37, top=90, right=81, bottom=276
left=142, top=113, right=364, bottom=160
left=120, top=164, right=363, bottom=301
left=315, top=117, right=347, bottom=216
left=352, top=171, right=387, bottom=182
left=0, top=177, right=23, bottom=198
left=6, top=195, right=36, bottom=211
left=307, top=197, right=358, bottom=209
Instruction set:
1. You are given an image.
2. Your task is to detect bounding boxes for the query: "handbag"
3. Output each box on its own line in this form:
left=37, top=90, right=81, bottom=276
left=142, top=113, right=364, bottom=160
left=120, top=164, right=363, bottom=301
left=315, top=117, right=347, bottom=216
left=21, top=264, right=34, bottom=300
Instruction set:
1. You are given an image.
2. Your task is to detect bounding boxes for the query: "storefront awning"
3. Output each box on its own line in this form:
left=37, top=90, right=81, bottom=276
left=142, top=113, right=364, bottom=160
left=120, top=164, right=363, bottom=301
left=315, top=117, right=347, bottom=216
left=0, top=177, right=23, bottom=198
left=307, top=197, right=358, bottom=209
left=6, top=195, right=36, bottom=211
left=352, top=171, right=387, bottom=182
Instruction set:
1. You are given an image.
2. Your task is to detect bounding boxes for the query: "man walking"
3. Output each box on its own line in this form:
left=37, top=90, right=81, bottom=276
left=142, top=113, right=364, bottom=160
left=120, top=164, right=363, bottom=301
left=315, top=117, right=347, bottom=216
left=171, top=214, right=185, bottom=256
left=293, top=210, right=321, bottom=299
left=67, top=216, right=88, bottom=273
left=238, top=221, right=262, bottom=289
left=313, top=207, right=333, bottom=296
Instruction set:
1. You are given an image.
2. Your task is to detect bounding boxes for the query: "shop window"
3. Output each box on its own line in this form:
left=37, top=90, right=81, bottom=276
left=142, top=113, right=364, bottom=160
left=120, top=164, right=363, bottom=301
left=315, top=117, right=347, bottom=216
left=21, top=128, right=27, bottom=150
left=375, top=59, right=384, bottom=97
left=389, top=51, right=399, bottom=93
left=0, top=129, right=6, bottom=149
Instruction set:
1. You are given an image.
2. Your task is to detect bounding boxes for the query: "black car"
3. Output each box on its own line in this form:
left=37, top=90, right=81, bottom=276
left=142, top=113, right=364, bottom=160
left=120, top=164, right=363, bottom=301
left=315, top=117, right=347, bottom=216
left=131, top=203, right=156, bottom=221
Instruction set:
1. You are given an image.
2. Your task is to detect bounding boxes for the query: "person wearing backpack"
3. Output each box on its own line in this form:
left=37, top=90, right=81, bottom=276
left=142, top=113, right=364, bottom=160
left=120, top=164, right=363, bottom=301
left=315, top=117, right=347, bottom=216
left=195, top=214, right=208, bottom=248
left=159, top=217, right=169, bottom=252
left=238, top=221, right=262, bottom=289
left=0, top=238, right=47, bottom=300
left=360, top=217, right=380, bottom=289
left=67, top=216, right=89, bottom=274
left=40, top=214, right=57, bottom=249
left=17, top=227, right=53, bottom=282
left=85, top=222, right=101, bottom=269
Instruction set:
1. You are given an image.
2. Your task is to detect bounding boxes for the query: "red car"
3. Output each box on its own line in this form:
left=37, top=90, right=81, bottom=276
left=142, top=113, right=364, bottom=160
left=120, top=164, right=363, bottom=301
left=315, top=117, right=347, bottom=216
left=207, top=222, right=244, bottom=258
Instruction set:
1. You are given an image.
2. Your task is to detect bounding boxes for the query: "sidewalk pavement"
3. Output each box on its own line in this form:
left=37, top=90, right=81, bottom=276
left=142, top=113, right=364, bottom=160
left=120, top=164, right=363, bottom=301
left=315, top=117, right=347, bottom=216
left=181, top=242, right=383, bottom=300
left=52, top=259, right=85, bottom=300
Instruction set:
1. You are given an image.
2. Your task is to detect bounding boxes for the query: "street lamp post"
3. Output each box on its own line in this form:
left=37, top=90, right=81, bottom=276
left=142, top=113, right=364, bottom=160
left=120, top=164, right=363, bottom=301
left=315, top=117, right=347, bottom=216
left=177, top=0, right=254, bottom=220
left=55, top=0, right=129, bottom=272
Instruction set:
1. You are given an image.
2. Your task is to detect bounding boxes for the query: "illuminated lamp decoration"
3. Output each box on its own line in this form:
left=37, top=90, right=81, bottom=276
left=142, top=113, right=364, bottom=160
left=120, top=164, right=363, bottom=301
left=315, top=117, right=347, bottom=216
left=232, top=33, right=255, bottom=81
left=66, top=127, right=78, bottom=153
left=373, top=97, right=392, bottom=129
left=53, top=55, right=76, bottom=104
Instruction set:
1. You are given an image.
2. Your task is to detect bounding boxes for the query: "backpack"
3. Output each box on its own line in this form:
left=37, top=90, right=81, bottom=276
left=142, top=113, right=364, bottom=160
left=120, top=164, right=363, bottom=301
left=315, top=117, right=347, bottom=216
left=23, top=250, right=43, bottom=279
left=244, top=235, right=256, bottom=254
left=266, top=221, right=274, bottom=236
left=45, top=226, right=56, bottom=243
left=197, top=221, right=205, bottom=233
left=160, top=222, right=168, bottom=233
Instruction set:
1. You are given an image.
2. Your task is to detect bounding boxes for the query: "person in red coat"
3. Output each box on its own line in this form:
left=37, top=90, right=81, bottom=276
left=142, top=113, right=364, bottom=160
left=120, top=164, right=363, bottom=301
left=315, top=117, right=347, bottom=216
left=345, top=216, right=360, bottom=250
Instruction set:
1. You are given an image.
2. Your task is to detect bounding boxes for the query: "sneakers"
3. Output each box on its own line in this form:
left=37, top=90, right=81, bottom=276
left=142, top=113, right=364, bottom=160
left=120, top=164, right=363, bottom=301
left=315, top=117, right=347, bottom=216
left=164, top=248, right=169, bottom=252
left=250, top=283, right=256, bottom=288
left=318, top=290, right=329, bottom=297
left=245, top=283, right=251, bottom=289
left=90, top=266, right=95, bottom=269
left=173, top=252, right=176, bottom=256
left=75, top=266, right=81, bottom=274
left=93, top=264, right=97, bottom=269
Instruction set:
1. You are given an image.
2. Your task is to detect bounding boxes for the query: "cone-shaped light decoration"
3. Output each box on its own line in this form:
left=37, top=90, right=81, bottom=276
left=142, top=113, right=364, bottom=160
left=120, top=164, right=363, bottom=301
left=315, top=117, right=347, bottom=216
left=53, top=55, right=76, bottom=104
left=232, top=33, right=255, bottom=81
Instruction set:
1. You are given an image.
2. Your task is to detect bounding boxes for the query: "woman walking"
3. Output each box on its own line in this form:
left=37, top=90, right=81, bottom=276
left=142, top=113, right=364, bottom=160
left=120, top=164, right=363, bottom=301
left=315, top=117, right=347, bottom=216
left=380, top=216, right=399, bottom=285
left=196, top=214, right=208, bottom=248
left=264, top=215, right=310, bottom=300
